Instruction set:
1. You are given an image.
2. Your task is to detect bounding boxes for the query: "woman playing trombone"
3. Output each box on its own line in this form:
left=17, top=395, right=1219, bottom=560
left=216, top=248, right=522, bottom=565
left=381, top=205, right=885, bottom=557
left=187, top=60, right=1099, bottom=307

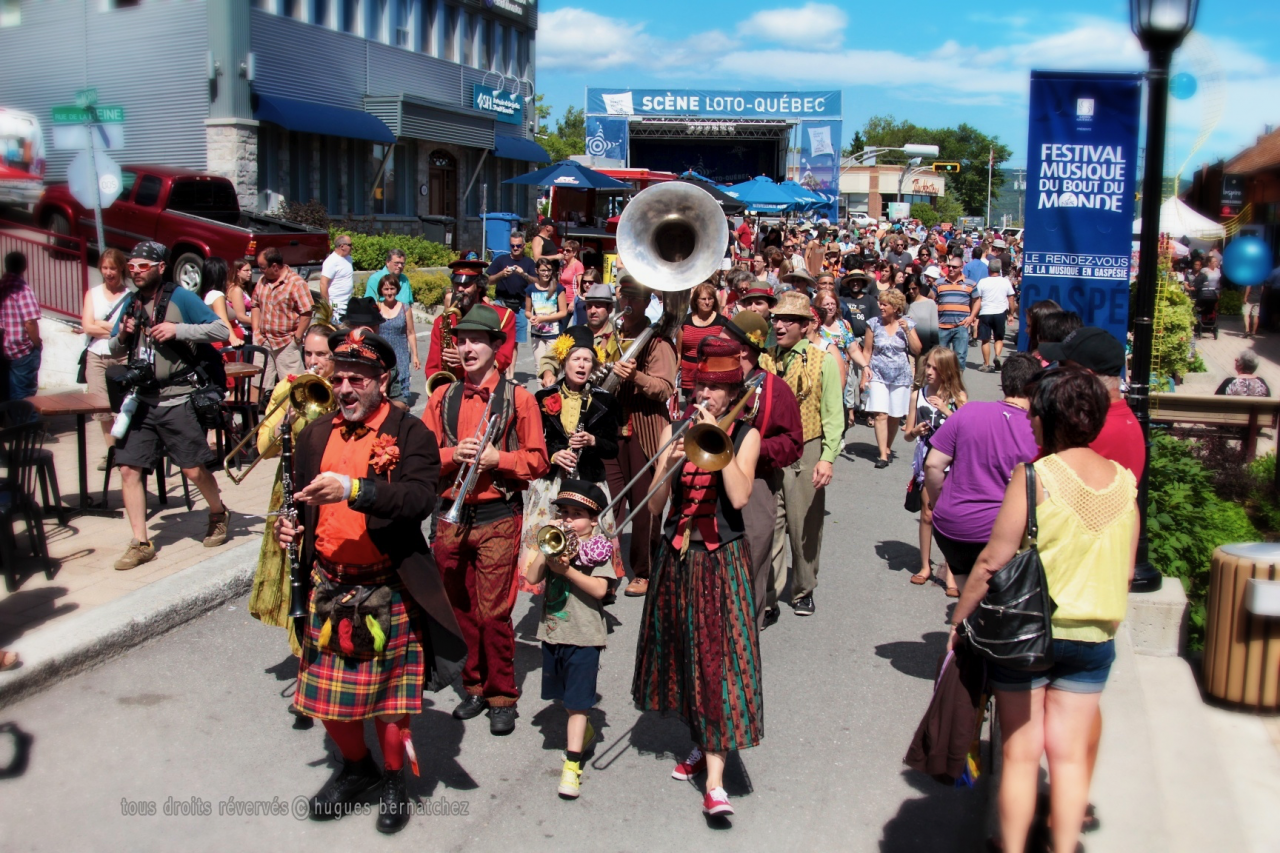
left=631, top=336, right=764, bottom=819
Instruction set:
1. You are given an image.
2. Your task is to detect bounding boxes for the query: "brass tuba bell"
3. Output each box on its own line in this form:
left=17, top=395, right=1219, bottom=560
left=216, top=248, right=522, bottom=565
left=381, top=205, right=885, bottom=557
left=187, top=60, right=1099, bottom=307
left=616, top=181, right=731, bottom=293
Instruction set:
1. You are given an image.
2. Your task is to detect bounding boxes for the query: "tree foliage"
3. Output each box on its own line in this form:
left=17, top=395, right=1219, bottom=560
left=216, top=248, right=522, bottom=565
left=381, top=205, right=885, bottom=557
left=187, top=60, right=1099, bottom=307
left=535, top=96, right=586, bottom=163
left=910, top=202, right=938, bottom=228
left=844, top=115, right=1013, bottom=217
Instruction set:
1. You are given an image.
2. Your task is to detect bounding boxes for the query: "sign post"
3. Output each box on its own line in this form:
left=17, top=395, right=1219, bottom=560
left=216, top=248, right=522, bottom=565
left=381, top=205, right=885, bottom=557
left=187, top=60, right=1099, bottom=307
left=53, top=101, right=126, bottom=253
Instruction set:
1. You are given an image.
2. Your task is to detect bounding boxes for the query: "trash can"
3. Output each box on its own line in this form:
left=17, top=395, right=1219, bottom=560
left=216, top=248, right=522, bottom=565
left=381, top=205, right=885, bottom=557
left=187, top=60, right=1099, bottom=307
left=482, top=212, right=523, bottom=259
left=418, top=215, right=455, bottom=248
left=1203, top=542, right=1280, bottom=711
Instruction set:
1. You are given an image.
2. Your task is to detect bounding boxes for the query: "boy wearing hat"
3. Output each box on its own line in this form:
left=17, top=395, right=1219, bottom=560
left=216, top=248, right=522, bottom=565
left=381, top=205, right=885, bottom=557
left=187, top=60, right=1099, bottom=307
left=767, top=290, right=843, bottom=617
left=424, top=258, right=517, bottom=378
left=274, top=327, right=466, bottom=834
left=721, top=312, right=803, bottom=629
left=423, top=304, right=549, bottom=735
left=537, top=283, right=622, bottom=387
left=604, top=277, right=677, bottom=597
left=523, top=479, right=616, bottom=799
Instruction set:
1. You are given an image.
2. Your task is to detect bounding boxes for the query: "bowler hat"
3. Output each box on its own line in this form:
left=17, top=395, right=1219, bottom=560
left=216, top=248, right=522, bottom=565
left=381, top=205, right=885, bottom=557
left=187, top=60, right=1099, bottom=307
left=343, top=297, right=383, bottom=328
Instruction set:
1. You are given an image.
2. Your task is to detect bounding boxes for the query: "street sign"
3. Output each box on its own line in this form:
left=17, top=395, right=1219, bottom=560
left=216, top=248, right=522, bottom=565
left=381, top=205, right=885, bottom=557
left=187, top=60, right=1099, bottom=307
left=51, top=105, right=125, bottom=124
left=67, top=149, right=123, bottom=210
left=932, top=162, right=962, bottom=174
left=75, top=88, right=98, bottom=108
left=53, top=123, right=125, bottom=151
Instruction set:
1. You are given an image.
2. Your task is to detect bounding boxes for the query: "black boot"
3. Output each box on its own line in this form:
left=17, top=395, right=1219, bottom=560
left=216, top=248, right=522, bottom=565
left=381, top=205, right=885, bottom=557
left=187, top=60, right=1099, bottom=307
left=309, top=754, right=382, bottom=820
left=375, top=768, right=411, bottom=834
left=452, top=694, right=489, bottom=720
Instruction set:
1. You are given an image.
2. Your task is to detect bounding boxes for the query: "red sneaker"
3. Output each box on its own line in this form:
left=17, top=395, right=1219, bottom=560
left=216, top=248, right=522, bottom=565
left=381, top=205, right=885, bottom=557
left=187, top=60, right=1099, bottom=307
left=702, top=786, right=734, bottom=816
left=671, top=747, right=706, bottom=781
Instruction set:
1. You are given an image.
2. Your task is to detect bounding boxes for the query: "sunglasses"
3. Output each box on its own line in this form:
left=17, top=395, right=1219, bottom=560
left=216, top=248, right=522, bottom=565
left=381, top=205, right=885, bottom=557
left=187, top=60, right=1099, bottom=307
left=126, top=261, right=156, bottom=272
left=511, top=243, right=525, bottom=248
left=332, top=374, right=374, bottom=389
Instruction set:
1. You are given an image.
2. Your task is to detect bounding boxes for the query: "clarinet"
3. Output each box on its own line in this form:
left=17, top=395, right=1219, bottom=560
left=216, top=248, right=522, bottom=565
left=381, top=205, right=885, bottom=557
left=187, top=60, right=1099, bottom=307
left=283, top=427, right=306, bottom=623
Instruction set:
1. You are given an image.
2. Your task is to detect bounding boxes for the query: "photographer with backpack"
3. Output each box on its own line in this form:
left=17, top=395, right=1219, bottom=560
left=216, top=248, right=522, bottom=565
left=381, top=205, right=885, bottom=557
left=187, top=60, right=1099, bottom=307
left=106, top=241, right=233, bottom=570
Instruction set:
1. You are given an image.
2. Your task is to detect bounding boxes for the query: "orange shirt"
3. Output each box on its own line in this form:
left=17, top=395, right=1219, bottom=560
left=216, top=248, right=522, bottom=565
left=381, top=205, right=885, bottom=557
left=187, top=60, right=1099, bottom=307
left=422, top=370, right=548, bottom=504
left=314, top=401, right=392, bottom=566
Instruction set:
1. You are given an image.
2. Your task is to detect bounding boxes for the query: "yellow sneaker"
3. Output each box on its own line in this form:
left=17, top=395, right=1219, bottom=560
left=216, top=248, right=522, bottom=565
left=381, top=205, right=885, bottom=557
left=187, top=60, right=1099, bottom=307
left=557, top=759, right=582, bottom=799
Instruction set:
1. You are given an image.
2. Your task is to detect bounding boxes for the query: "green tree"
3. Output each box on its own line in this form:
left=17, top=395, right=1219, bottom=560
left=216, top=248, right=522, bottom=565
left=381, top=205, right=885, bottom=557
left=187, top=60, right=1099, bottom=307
left=933, top=193, right=967, bottom=225
left=534, top=96, right=585, bottom=163
left=856, top=115, right=1012, bottom=216
left=910, top=202, right=938, bottom=228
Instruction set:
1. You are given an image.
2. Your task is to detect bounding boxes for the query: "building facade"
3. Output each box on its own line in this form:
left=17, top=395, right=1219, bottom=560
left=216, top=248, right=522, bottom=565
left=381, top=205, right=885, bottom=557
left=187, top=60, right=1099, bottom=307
left=835, top=161, right=946, bottom=220
left=0, top=0, right=545, bottom=249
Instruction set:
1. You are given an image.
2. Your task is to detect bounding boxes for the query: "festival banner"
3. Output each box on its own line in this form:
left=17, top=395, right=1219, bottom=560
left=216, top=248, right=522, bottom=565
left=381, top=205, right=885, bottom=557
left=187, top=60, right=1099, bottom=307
left=584, top=116, right=628, bottom=163
left=586, top=89, right=841, bottom=120
left=1019, top=71, right=1143, bottom=349
left=798, top=119, right=842, bottom=221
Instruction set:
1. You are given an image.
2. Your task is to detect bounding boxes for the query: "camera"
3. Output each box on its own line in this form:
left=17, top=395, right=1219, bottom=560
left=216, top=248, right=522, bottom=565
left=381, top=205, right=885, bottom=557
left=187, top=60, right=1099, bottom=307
left=110, top=359, right=158, bottom=393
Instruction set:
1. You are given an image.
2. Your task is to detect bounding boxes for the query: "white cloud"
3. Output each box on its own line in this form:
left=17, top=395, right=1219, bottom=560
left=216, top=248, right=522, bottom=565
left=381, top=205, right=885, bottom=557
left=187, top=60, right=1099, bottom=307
left=736, top=3, right=847, bottom=48
left=538, top=7, right=733, bottom=73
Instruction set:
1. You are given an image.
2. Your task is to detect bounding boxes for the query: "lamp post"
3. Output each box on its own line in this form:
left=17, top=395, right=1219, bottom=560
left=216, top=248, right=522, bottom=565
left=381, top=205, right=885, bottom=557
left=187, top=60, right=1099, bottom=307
left=1128, top=0, right=1199, bottom=593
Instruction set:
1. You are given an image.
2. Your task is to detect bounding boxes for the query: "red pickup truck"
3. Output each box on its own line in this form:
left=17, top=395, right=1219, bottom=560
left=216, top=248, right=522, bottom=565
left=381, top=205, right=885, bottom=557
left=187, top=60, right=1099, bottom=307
left=35, top=165, right=330, bottom=289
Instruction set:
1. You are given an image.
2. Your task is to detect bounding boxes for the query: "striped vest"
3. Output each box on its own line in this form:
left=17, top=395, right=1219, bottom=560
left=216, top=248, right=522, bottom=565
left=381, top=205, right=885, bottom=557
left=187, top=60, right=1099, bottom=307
left=773, top=342, right=826, bottom=442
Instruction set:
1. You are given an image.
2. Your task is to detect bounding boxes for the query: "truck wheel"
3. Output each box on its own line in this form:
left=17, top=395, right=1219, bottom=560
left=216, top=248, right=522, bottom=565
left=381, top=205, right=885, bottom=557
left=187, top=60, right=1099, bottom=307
left=44, top=211, right=78, bottom=256
left=173, top=252, right=204, bottom=292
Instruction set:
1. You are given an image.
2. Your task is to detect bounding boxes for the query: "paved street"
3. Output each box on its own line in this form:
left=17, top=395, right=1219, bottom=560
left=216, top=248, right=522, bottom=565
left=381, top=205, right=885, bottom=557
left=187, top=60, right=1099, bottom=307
left=0, top=351, right=1007, bottom=852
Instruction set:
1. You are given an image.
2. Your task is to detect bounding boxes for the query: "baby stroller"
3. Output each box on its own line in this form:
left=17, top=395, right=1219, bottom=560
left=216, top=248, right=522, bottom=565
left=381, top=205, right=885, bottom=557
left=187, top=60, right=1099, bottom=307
left=1194, top=284, right=1219, bottom=339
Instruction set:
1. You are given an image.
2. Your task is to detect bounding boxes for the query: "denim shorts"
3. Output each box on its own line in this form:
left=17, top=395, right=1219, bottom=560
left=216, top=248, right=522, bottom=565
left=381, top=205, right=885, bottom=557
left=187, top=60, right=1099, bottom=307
left=541, top=643, right=600, bottom=711
left=989, top=638, right=1115, bottom=694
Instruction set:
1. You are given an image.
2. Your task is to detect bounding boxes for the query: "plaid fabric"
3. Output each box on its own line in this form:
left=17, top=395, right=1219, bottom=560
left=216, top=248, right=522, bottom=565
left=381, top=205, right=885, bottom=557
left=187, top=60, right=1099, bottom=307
left=252, top=267, right=313, bottom=348
left=632, top=537, right=763, bottom=752
left=0, top=276, right=40, bottom=359
left=294, top=564, right=425, bottom=720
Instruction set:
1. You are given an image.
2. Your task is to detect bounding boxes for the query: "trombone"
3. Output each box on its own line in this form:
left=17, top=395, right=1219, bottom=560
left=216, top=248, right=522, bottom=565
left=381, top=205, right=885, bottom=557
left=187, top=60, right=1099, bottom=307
left=223, top=373, right=336, bottom=485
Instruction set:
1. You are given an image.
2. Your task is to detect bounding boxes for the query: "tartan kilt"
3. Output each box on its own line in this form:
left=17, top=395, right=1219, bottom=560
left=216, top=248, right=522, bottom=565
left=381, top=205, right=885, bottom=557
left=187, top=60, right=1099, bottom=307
left=631, top=536, right=764, bottom=752
left=294, top=564, right=426, bottom=721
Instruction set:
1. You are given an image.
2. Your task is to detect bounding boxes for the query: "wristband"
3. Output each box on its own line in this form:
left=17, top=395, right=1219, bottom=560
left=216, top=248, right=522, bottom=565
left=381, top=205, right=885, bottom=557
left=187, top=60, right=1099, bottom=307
left=348, top=478, right=360, bottom=504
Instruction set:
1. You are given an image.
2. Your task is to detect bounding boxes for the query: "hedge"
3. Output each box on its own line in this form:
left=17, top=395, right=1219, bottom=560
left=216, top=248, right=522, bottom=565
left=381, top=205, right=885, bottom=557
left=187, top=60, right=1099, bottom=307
left=331, top=229, right=456, bottom=272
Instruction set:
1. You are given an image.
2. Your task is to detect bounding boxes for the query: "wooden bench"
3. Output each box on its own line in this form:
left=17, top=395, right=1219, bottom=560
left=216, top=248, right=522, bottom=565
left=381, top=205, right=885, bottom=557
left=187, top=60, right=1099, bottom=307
left=1149, top=392, right=1280, bottom=460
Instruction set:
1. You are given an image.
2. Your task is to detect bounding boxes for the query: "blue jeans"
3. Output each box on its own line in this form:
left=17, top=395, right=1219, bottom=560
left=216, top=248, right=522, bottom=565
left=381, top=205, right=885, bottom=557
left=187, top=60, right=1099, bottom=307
left=4, top=347, right=41, bottom=400
left=938, top=326, right=970, bottom=371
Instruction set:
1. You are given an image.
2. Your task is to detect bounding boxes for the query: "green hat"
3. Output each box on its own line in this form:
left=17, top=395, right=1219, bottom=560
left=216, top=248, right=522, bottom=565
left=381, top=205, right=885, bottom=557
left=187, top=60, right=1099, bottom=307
left=452, top=304, right=508, bottom=344
left=725, top=310, right=770, bottom=353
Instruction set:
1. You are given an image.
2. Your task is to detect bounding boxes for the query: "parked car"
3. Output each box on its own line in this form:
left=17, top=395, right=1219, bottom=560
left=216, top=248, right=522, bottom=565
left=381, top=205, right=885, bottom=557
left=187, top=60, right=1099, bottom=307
left=0, top=107, right=45, bottom=210
left=1001, top=227, right=1024, bottom=242
left=35, top=165, right=329, bottom=289
left=848, top=212, right=878, bottom=228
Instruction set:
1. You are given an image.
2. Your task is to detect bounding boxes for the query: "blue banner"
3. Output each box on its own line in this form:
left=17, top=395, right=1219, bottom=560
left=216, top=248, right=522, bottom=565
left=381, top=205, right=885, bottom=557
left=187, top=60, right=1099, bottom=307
left=1019, top=71, right=1143, bottom=348
left=587, top=89, right=840, bottom=119
left=798, top=120, right=842, bottom=221
left=584, top=116, right=628, bottom=162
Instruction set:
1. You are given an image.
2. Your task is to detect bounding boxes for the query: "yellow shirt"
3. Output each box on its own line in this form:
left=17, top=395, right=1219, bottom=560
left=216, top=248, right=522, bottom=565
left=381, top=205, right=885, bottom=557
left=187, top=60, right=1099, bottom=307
left=1036, top=454, right=1138, bottom=642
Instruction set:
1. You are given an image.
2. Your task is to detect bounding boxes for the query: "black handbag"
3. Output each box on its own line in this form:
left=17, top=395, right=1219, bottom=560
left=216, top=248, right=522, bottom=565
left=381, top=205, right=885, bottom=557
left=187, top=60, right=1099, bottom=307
left=960, top=464, right=1055, bottom=671
left=904, top=474, right=923, bottom=513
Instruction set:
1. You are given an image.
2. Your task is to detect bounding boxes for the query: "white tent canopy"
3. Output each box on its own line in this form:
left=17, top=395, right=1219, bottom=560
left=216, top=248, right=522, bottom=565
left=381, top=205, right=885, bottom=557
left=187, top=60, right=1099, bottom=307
left=1132, top=196, right=1225, bottom=241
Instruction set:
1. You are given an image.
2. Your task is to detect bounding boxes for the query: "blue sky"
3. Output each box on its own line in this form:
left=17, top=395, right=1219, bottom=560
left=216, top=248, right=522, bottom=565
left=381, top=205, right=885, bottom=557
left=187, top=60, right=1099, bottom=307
left=535, top=0, right=1280, bottom=176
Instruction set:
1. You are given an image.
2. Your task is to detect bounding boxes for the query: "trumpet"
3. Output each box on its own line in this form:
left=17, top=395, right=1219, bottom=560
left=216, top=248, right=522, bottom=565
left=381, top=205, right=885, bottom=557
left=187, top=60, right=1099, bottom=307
left=425, top=302, right=464, bottom=396
left=535, top=522, right=580, bottom=561
left=441, top=391, right=499, bottom=525
left=223, top=373, right=336, bottom=485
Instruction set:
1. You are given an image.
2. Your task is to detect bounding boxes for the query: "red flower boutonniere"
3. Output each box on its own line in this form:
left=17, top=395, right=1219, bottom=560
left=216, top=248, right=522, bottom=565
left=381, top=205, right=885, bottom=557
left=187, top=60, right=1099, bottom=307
left=370, top=434, right=401, bottom=477
left=542, top=393, right=563, bottom=416
left=285, top=374, right=298, bottom=383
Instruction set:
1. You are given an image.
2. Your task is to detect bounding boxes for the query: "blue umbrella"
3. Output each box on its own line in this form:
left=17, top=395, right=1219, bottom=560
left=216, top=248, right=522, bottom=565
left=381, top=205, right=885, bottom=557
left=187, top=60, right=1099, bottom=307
left=780, top=180, right=826, bottom=211
left=680, top=170, right=726, bottom=188
left=722, top=176, right=797, bottom=213
left=503, top=159, right=631, bottom=189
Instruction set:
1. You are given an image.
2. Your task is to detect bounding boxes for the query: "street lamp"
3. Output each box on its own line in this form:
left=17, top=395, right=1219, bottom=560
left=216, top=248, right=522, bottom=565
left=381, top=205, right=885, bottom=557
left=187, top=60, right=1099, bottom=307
left=1128, top=0, right=1199, bottom=593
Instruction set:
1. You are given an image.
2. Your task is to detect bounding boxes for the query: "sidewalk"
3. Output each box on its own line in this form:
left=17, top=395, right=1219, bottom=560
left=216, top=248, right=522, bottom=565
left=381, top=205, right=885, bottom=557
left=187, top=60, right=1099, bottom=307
left=1, top=394, right=275, bottom=651
left=1180, top=312, right=1280, bottom=454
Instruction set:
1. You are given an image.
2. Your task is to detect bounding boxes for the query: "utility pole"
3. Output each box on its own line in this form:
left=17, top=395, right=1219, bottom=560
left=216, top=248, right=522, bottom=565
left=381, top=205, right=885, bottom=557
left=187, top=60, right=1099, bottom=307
left=1015, top=168, right=1026, bottom=225
left=985, top=147, right=993, bottom=227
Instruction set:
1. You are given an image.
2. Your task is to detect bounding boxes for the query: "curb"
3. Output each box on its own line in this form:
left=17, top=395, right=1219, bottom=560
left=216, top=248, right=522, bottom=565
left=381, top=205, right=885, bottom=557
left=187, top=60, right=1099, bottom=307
left=0, top=539, right=261, bottom=710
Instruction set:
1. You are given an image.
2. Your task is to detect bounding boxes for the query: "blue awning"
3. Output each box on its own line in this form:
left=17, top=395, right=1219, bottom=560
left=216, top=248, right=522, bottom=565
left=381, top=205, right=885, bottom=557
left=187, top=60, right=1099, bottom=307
left=254, top=94, right=396, bottom=145
left=494, top=134, right=550, bottom=163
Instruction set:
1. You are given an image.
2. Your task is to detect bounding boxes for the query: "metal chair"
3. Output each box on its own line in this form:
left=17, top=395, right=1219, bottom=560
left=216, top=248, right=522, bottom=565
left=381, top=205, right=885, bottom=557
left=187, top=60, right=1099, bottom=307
left=0, top=419, right=56, bottom=591
left=0, top=400, right=66, bottom=527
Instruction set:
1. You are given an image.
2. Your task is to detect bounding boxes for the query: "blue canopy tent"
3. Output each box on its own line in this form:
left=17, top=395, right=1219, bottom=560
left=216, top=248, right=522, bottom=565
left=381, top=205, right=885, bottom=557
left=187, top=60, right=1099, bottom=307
left=722, top=176, right=798, bottom=214
left=503, top=160, right=631, bottom=189
left=779, top=180, right=826, bottom=212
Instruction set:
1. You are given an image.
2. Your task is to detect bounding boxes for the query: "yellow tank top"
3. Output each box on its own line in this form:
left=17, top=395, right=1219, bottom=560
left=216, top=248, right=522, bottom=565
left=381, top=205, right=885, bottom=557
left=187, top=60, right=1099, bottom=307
left=1035, top=454, right=1138, bottom=642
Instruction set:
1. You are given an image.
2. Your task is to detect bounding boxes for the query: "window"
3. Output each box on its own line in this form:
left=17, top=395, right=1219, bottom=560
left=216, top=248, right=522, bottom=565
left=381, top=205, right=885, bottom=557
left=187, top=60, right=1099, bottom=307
left=476, top=16, right=489, bottom=70
left=341, top=0, right=360, bottom=34
left=422, top=0, right=436, bottom=55
left=393, top=0, right=410, bottom=47
left=443, top=4, right=457, bottom=62
left=112, top=0, right=142, bottom=7
left=289, top=133, right=310, bottom=204
left=280, top=0, right=299, bottom=18
left=460, top=10, right=473, bottom=67
left=465, top=153, right=497, bottom=217
left=311, top=0, right=329, bottom=26
left=134, top=175, right=162, bottom=207
left=516, top=31, right=529, bottom=80
left=371, top=143, right=416, bottom=215
left=0, top=0, right=20, bottom=27
left=347, top=141, right=366, bottom=215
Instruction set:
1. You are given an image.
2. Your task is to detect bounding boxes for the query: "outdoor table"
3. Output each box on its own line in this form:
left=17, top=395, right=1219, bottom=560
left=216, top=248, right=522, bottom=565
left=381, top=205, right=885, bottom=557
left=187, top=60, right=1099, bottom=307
left=26, top=390, right=120, bottom=519
left=225, top=360, right=264, bottom=406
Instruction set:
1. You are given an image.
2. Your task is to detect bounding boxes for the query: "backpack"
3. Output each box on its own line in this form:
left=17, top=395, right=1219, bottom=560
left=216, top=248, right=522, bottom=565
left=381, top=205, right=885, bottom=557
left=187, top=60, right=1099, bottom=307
left=149, top=282, right=228, bottom=429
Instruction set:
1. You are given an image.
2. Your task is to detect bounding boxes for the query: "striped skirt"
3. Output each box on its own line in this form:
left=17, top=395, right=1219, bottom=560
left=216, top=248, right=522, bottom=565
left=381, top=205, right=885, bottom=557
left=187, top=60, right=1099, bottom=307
left=294, top=564, right=425, bottom=721
left=632, top=537, right=764, bottom=752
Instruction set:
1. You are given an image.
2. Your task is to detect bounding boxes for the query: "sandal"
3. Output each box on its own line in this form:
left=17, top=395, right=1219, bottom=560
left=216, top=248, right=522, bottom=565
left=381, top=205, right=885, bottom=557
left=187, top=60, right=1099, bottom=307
left=945, top=587, right=960, bottom=598
left=0, top=650, right=19, bottom=671
left=910, top=573, right=931, bottom=585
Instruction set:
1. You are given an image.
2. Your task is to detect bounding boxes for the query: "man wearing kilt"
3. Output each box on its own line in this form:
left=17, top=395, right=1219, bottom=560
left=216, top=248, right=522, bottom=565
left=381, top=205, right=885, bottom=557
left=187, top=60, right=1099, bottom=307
left=632, top=336, right=764, bottom=818
left=423, top=305, right=549, bottom=735
left=274, top=329, right=466, bottom=834
left=605, top=276, right=678, bottom=598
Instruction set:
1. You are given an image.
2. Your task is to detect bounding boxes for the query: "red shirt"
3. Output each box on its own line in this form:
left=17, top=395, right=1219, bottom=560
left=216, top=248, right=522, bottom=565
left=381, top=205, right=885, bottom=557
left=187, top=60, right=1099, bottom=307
left=422, top=369, right=548, bottom=503
left=1091, top=397, right=1145, bottom=481
left=422, top=298, right=516, bottom=376
left=314, top=401, right=392, bottom=565
left=736, top=222, right=754, bottom=253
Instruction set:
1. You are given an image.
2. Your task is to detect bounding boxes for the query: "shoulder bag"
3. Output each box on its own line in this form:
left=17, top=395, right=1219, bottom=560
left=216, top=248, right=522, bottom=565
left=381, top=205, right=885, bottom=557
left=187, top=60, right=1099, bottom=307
left=960, top=464, right=1055, bottom=671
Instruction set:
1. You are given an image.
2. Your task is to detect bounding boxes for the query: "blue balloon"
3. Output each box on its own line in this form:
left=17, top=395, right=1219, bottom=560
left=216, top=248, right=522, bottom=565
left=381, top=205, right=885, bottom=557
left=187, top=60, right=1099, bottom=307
left=1223, top=236, right=1273, bottom=287
left=1170, top=72, right=1197, bottom=100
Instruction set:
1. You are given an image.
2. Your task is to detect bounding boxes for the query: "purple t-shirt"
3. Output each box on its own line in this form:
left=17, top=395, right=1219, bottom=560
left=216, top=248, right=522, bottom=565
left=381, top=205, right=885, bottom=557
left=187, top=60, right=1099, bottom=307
left=930, top=401, right=1039, bottom=542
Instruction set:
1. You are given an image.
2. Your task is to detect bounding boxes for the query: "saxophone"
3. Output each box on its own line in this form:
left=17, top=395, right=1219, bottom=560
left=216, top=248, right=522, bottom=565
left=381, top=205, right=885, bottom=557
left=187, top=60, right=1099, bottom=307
left=426, top=298, right=464, bottom=395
